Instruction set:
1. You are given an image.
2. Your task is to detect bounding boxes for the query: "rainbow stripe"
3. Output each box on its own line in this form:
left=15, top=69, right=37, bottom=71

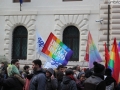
left=108, top=38, right=120, bottom=83
left=88, top=32, right=102, bottom=68
left=42, top=33, right=73, bottom=66
left=108, top=41, right=115, bottom=71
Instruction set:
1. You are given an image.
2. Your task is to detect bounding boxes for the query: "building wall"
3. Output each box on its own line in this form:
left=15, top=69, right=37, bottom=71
left=0, top=0, right=104, bottom=67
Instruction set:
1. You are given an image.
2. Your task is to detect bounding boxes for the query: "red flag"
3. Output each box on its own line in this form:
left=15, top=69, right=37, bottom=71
left=104, top=43, right=110, bottom=68
left=84, top=32, right=89, bottom=62
left=112, top=38, right=120, bottom=83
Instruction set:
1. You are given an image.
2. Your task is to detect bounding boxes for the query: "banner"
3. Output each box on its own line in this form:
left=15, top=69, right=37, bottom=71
left=36, top=31, right=44, bottom=54
left=42, top=32, right=73, bottom=66
left=44, top=58, right=62, bottom=69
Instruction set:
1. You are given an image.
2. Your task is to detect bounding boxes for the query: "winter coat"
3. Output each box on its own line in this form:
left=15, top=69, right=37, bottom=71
left=29, top=69, right=46, bottom=90
left=61, top=76, right=77, bottom=90
left=0, top=66, right=7, bottom=79
left=76, top=80, right=84, bottom=90
left=45, top=78, right=58, bottom=90
left=83, top=75, right=106, bottom=90
left=104, top=76, right=116, bottom=90
left=115, top=83, right=120, bottom=90
left=56, top=71, right=64, bottom=90
left=0, top=76, right=24, bottom=90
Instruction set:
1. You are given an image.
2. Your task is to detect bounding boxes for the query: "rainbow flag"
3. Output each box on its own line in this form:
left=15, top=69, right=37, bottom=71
left=118, top=41, right=120, bottom=52
left=42, top=33, right=73, bottom=66
left=108, top=38, right=120, bottom=83
left=84, top=32, right=102, bottom=68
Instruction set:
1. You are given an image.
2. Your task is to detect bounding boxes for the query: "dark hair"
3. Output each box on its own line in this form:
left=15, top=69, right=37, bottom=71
left=1, top=62, right=4, bottom=64
left=11, top=59, right=19, bottom=64
left=73, top=65, right=79, bottom=70
left=23, top=65, right=30, bottom=70
left=32, top=59, right=42, bottom=67
left=56, top=71, right=64, bottom=81
left=57, top=65, right=64, bottom=70
left=65, top=69, right=74, bottom=76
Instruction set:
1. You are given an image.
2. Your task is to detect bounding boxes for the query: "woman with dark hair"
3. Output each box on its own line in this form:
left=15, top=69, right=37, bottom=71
left=76, top=72, right=86, bottom=90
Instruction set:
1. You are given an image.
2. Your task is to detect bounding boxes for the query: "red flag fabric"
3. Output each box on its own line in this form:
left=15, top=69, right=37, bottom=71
left=104, top=43, right=110, bottom=68
left=112, top=38, right=120, bottom=83
left=84, top=38, right=89, bottom=62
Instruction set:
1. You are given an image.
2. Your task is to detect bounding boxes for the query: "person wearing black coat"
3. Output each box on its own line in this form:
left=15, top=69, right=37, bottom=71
left=84, top=62, right=106, bottom=90
left=104, top=68, right=116, bottom=90
left=45, top=68, right=58, bottom=90
left=61, top=69, right=77, bottom=90
left=56, top=71, right=64, bottom=90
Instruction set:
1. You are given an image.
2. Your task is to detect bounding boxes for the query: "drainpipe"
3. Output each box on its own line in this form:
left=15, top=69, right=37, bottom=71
left=107, top=5, right=110, bottom=51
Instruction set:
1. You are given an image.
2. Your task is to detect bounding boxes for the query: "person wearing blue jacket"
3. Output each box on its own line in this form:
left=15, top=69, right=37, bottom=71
left=29, top=59, right=46, bottom=90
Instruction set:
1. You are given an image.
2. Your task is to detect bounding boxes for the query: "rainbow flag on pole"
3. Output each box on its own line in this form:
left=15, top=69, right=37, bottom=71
left=108, top=38, right=120, bottom=82
left=84, top=32, right=102, bottom=68
left=42, top=32, right=73, bottom=66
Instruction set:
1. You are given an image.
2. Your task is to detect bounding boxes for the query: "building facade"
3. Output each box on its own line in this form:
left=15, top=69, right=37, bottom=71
left=0, top=0, right=118, bottom=67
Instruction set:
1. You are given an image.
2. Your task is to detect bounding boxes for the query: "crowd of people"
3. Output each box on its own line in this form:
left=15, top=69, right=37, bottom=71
left=0, top=59, right=120, bottom=90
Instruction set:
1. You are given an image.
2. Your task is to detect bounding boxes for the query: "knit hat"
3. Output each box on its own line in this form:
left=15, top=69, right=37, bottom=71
left=46, top=68, right=54, bottom=75
left=7, top=65, right=20, bottom=77
left=78, top=72, right=85, bottom=79
left=93, top=62, right=105, bottom=74
left=105, top=68, right=112, bottom=76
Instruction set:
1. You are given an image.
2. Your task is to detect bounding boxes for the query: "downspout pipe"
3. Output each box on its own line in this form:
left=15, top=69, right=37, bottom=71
left=107, top=5, right=110, bottom=51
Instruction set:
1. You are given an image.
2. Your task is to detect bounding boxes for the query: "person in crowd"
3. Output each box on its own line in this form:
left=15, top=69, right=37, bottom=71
left=22, top=65, right=30, bottom=78
left=0, top=64, right=25, bottom=90
left=76, top=72, right=86, bottom=90
left=57, top=65, right=64, bottom=73
left=61, top=69, right=77, bottom=90
left=29, top=59, right=46, bottom=90
left=11, top=59, right=20, bottom=69
left=104, top=68, right=116, bottom=90
left=84, top=68, right=93, bottom=78
left=45, top=68, right=58, bottom=90
left=56, top=71, right=64, bottom=90
left=115, top=82, right=120, bottom=90
left=84, top=62, right=106, bottom=90
left=0, top=62, right=8, bottom=79
left=73, top=65, right=81, bottom=77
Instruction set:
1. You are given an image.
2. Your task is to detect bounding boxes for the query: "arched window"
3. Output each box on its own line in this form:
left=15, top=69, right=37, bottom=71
left=12, top=26, right=28, bottom=59
left=63, top=26, right=80, bottom=61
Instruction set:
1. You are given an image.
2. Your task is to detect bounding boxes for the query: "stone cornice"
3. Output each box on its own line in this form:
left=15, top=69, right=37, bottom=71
left=0, top=10, right=99, bottom=16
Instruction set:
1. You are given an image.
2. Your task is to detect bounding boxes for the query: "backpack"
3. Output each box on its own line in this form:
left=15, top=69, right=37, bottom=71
left=61, top=83, right=70, bottom=90
left=106, top=82, right=114, bottom=90
left=61, top=80, right=73, bottom=90
left=23, top=79, right=30, bottom=90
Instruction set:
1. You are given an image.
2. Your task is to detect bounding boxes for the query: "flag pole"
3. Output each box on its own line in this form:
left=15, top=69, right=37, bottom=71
left=20, top=3, right=21, bottom=11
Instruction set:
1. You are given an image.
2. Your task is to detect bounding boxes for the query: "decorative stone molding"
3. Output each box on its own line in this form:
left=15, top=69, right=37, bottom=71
left=54, top=14, right=89, bottom=66
left=4, top=15, right=36, bottom=61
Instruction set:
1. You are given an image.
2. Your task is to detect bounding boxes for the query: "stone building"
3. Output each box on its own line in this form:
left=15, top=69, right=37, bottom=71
left=0, top=0, right=119, bottom=68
